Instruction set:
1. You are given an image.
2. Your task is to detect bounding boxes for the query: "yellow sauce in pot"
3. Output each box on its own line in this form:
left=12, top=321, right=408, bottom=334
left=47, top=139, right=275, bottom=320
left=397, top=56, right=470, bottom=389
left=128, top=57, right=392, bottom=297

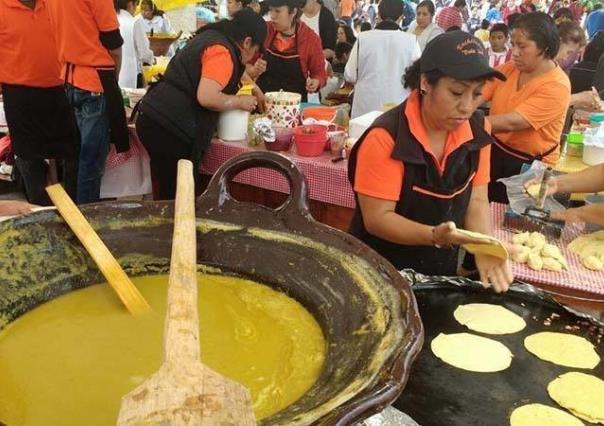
left=0, top=273, right=326, bottom=425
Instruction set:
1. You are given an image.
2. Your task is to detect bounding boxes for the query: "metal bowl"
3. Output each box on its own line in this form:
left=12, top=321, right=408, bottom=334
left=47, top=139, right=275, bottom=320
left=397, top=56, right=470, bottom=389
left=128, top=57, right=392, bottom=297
left=0, top=152, right=423, bottom=425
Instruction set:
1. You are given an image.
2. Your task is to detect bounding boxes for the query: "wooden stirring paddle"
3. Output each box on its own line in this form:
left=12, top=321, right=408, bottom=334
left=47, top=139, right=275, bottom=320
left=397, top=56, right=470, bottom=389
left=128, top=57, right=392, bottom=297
left=117, top=160, right=256, bottom=425
left=46, top=184, right=150, bottom=315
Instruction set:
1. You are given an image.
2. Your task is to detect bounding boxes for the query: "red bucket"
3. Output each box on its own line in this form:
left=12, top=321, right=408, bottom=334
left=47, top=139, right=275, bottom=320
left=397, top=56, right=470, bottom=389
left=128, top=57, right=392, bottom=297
left=293, top=125, right=328, bottom=157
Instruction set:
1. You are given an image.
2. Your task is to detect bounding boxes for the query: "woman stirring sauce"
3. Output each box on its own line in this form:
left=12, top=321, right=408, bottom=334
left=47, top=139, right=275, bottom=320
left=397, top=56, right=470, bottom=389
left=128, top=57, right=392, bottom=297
left=256, top=0, right=326, bottom=102
left=348, top=32, right=513, bottom=292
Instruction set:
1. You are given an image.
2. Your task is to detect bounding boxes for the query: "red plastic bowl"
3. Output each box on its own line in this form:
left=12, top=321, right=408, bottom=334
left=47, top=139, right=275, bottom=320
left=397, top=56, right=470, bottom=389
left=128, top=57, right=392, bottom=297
left=293, top=125, right=328, bottom=157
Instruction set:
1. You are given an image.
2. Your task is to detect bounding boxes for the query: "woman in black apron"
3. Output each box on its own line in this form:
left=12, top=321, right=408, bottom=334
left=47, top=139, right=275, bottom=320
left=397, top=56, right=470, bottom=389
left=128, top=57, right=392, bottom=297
left=256, top=0, right=326, bottom=102
left=348, top=32, right=513, bottom=293
left=135, top=10, right=266, bottom=200
left=481, top=13, right=571, bottom=203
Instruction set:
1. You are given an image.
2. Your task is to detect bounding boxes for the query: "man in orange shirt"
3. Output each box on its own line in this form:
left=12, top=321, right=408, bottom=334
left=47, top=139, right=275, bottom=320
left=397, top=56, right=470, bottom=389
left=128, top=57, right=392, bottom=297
left=46, top=0, right=128, bottom=204
left=0, top=0, right=78, bottom=205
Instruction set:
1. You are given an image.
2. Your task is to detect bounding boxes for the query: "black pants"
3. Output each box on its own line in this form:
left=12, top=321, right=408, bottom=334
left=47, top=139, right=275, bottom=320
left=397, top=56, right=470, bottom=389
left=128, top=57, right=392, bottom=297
left=15, top=157, right=78, bottom=206
left=2, top=84, right=79, bottom=205
left=136, top=112, right=199, bottom=200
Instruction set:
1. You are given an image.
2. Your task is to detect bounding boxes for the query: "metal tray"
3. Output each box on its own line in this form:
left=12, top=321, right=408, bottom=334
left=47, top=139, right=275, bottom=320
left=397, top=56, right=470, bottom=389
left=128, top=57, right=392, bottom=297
left=393, top=275, right=604, bottom=426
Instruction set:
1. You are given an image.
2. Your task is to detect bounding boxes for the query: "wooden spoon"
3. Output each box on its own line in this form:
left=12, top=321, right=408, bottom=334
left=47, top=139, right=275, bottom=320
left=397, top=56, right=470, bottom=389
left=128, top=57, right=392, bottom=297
left=117, top=160, right=256, bottom=425
left=46, top=184, right=150, bottom=315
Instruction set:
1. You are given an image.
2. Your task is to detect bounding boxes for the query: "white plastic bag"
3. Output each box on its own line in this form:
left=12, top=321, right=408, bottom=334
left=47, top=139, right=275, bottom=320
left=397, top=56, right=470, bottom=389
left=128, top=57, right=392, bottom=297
left=497, top=160, right=565, bottom=216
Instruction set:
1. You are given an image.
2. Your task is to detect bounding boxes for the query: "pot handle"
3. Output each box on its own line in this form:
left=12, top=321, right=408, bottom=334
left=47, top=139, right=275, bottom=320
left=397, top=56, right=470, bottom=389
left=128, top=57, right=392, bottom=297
left=200, top=151, right=310, bottom=216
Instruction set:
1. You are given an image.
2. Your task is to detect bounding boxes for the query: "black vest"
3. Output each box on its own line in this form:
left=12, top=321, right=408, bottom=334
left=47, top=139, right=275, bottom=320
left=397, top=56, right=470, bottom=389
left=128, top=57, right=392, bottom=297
left=348, top=102, right=492, bottom=276
left=140, top=30, right=243, bottom=162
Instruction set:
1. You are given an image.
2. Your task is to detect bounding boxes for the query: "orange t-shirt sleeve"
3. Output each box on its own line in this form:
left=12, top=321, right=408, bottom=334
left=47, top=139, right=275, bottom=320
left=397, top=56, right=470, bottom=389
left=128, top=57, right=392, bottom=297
left=514, top=81, right=571, bottom=131
left=90, top=0, right=120, bottom=32
left=354, top=128, right=405, bottom=201
left=200, top=45, right=234, bottom=89
left=472, top=144, right=492, bottom=186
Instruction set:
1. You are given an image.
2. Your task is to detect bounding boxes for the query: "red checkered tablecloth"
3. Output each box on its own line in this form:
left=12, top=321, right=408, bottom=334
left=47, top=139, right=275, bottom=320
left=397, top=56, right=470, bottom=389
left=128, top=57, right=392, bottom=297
left=201, top=139, right=356, bottom=209
left=491, top=202, right=604, bottom=295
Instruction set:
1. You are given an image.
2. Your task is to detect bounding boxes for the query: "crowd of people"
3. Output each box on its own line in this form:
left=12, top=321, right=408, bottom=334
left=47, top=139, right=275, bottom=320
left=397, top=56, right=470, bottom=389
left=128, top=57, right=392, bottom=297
left=1, top=0, right=604, bottom=291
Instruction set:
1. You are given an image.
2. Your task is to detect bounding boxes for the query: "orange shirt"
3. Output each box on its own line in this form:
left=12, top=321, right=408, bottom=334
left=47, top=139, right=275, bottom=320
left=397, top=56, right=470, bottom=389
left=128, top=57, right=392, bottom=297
left=340, top=0, right=355, bottom=17
left=0, top=0, right=62, bottom=87
left=200, top=45, right=234, bottom=88
left=354, top=91, right=491, bottom=202
left=482, top=62, right=571, bottom=164
left=46, top=0, right=120, bottom=93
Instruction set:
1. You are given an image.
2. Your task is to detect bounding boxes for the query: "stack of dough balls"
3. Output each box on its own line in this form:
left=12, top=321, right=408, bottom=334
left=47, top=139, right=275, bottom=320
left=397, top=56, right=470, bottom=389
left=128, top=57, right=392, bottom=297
left=568, top=230, right=604, bottom=271
left=511, top=231, right=568, bottom=272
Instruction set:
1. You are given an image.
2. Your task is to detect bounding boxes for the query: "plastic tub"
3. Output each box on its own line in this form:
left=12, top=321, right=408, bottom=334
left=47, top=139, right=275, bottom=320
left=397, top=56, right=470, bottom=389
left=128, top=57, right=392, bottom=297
left=565, top=132, right=584, bottom=157
left=303, top=107, right=337, bottom=123
left=293, top=125, right=328, bottom=157
left=265, top=127, right=293, bottom=152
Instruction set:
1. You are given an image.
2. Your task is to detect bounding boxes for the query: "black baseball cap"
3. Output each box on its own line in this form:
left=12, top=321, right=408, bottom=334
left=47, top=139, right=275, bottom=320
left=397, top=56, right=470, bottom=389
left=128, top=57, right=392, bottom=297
left=421, top=31, right=506, bottom=81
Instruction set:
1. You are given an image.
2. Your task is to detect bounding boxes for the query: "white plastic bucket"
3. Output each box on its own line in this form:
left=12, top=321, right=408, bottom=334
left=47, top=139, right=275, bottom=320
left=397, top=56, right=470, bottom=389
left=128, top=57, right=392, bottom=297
left=217, top=109, right=249, bottom=141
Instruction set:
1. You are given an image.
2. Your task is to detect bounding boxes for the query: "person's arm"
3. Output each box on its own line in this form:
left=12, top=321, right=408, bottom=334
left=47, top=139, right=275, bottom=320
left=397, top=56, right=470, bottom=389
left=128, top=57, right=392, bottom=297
left=196, top=78, right=257, bottom=111
left=487, top=112, right=532, bottom=132
left=0, top=200, right=36, bottom=216
left=569, top=88, right=602, bottom=111
left=93, top=0, right=124, bottom=74
left=109, top=47, right=122, bottom=76
left=488, top=79, right=570, bottom=133
left=551, top=204, right=604, bottom=226
left=554, top=163, right=604, bottom=194
left=305, top=33, right=327, bottom=91
left=463, top=185, right=514, bottom=292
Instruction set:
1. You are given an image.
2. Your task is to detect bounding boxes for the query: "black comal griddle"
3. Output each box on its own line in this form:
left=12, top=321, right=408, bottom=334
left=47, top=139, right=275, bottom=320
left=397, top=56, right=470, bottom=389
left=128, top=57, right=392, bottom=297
left=393, top=275, right=604, bottom=426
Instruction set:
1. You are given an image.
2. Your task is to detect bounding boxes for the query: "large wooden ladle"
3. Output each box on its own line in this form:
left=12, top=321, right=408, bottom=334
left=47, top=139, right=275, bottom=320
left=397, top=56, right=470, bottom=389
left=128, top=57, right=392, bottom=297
left=117, top=160, right=256, bottom=425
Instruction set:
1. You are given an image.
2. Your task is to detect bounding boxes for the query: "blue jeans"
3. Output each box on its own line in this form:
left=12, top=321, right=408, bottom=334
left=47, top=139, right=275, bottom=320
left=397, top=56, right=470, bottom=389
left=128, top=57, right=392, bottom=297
left=65, top=84, right=110, bottom=204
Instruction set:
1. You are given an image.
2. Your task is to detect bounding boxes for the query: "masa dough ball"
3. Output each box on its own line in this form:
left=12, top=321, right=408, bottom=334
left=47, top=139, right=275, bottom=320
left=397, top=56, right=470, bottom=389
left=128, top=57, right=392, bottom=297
left=543, top=257, right=563, bottom=272
left=583, top=255, right=603, bottom=271
left=431, top=332, right=513, bottom=372
left=548, top=372, right=604, bottom=424
left=528, top=232, right=547, bottom=248
left=524, top=332, right=600, bottom=369
left=510, top=403, right=584, bottom=426
left=542, top=243, right=561, bottom=259
left=527, top=253, right=543, bottom=271
left=513, top=245, right=531, bottom=263
left=512, top=232, right=530, bottom=245
left=453, top=304, right=526, bottom=335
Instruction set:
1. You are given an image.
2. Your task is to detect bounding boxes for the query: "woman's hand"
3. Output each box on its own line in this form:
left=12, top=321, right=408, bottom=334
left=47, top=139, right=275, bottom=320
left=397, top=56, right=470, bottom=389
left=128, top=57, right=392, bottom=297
left=236, top=95, right=258, bottom=112
left=570, top=89, right=602, bottom=111
left=306, top=78, right=320, bottom=93
left=0, top=200, right=36, bottom=216
left=523, top=176, right=559, bottom=197
left=475, top=254, right=514, bottom=293
left=551, top=204, right=604, bottom=226
left=432, top=222, right=495, bottom=247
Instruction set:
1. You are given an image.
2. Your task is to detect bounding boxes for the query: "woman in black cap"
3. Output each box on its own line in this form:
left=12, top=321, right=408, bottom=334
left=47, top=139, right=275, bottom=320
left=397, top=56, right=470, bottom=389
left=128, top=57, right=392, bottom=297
left=348, top=31, right=514, bottom=292
left=135, top=9, right=266, bottom=200
left=256, top=0, right=327, bottom=101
